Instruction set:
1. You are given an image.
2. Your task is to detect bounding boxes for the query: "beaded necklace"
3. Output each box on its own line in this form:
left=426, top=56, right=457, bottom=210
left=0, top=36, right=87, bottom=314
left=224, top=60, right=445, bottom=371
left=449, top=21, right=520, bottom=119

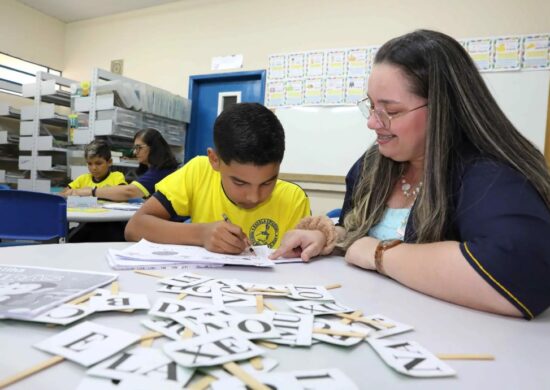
left=400, top=175, right=423, bottom=198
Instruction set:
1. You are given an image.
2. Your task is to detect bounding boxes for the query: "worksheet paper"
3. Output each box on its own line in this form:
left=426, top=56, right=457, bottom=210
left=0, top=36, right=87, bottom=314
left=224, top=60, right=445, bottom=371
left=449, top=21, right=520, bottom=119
left=108, top=239, right=275, bottom=268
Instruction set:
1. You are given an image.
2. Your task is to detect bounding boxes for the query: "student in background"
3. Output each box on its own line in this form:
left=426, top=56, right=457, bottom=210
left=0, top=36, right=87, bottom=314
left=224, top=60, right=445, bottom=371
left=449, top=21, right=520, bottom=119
left=60, top=140, right=126, bottom=197
left=67, top=128, right=178, bottom=201
left=125, top=103, right=311, bottom=254
left=271, top=30, right=550, bottom=319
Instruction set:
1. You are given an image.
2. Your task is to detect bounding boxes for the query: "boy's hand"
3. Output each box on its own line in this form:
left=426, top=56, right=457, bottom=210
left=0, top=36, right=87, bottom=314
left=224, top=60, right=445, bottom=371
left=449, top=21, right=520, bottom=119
left=269, top=229, right=326, bottom=262
left=202, top=221, right=248, bottom=254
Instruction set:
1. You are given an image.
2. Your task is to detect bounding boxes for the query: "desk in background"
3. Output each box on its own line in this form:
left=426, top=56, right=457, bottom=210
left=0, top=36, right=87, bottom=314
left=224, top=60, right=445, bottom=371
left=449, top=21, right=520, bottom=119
left=66, top=203, right=139, bottom=242
left=0, top=242, right=548, bottom=389
left=67, top=207, right=136, bottom=223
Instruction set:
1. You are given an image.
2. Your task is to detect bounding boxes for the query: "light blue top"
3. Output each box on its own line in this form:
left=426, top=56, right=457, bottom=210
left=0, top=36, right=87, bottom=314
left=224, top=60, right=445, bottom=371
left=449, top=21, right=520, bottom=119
left=368, top=207, right=410, bottom=240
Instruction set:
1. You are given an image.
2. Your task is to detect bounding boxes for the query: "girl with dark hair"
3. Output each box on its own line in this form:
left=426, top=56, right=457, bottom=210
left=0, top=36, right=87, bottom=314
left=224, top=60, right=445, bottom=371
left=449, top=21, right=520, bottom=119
left=272, top=30, right=550, bottom=319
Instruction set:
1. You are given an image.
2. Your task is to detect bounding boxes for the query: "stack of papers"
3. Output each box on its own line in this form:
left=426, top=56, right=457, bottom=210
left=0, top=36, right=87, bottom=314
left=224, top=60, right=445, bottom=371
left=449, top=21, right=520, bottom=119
left=107, top=239, right=288, bottom=270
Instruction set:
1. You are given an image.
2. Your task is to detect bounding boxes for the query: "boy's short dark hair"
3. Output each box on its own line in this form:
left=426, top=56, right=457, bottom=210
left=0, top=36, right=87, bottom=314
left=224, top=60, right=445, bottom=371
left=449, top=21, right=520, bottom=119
left=84, top=140, right=111, bottom=160
left=213, top=103, right=285, bottom=165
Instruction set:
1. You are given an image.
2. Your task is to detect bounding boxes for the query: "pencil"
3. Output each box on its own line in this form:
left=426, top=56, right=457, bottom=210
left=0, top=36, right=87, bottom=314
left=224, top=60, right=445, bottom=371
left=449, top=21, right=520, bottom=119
left=221, top=213, right=256, bottom=255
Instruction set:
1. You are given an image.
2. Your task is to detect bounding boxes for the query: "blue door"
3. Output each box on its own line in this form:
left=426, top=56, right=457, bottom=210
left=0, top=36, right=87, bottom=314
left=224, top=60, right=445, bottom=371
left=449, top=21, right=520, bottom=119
left=185, top=70, right=266, bottom=162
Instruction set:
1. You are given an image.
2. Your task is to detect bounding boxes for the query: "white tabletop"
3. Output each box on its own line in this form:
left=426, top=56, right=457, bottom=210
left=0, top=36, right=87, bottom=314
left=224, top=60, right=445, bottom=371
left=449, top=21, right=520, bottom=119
left=0, top=242, right=548, bottom=389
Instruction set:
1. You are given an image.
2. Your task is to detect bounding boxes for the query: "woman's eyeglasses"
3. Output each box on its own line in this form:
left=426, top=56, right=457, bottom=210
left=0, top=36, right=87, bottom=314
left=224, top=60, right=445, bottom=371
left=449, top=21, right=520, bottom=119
left=357, top=97, right=427, bottom=129
left=132, top=144, right=148, bottom=152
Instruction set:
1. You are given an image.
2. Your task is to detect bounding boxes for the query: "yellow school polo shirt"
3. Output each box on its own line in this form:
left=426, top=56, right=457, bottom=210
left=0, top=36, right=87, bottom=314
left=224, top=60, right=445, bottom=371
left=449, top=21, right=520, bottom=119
left=69, top=171, right=126, bottom=189
left=155, top=156, right=311, bottom=248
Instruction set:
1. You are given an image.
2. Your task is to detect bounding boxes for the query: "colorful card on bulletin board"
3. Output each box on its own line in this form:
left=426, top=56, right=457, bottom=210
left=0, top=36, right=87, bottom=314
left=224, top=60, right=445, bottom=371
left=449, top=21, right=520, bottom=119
left=493, top=36, right=521, bottom=71
left=266, top=81, right=285, bottom=107
left=346, top=49, right=368, bottom=77
left=345, top=77, right=366, bottom=104
left=285, top=79, right=304, bottom=106
left=324, top=77, right=345, bottom=104
left=306, top=52, right=325, bottom=77
left=467, top=38, right=493, bottom=71
left=326, top=50, right=346, bottom=77
left=522, top=34, right=550, bottom=69
left=287, top=53, right=305, bottom=79
left=268, top=55, right=286, bottom=79
left=304, top=78, right=324, bottom=105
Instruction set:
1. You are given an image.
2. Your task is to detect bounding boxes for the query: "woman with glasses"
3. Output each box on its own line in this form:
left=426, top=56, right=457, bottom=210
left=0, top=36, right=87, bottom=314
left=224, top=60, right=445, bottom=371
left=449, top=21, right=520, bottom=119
left=68, top=128, right=179, bottom=201
left=271, top=29, right=550, bottom=319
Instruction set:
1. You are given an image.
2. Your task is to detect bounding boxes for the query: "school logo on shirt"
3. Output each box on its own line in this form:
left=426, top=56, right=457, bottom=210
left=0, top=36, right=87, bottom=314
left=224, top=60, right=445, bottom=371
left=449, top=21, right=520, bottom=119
left=249, top=218, right=279, bottom=248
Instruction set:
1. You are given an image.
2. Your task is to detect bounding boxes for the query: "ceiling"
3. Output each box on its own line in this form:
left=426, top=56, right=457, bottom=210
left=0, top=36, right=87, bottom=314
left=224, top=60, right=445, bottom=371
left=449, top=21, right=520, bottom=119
left=16, top=0, right=182, bottom=23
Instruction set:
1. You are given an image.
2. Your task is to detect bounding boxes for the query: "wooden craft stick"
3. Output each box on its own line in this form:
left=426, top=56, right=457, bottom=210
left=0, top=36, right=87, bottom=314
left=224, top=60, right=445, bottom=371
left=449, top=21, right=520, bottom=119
left=109, top=281, right=135, bottom=313
left=176, top=292, right=188, bottom=300
left=68, top=290, right=97, bottom=305
left=255, top=295, right=264, bottom=313
left=0, top=355, right=64, bottom=389
left=313, top=327, right=368, bottom=338
left=336, top=313, right=395, bottom=329
left=110, top=281, right=119, bottom=296
left=263, top=302, right=278, bottom=312
left=187, top=375, right=217, bottom=390
left=223, top=361, right=271, bottom=390
left=436, top=354, right=495, bottom=361
left=324, top=283, right=342, bottom=290
left=133, top=270, right=164, bottom=278
left=255, top=340, right=278, bottom=349
left=139, top=331, right=163, bottom=342
left=249, top=356, right=264, bottom=370
left=182, top=328, right=194, bottom=339
left=139, top=337, right=155, bottom=348
left=340, top=310, right=363, bottom=325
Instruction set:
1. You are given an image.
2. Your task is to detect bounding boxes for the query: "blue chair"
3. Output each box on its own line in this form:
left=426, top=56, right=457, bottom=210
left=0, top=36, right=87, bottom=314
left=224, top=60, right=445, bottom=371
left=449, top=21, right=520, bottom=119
left=326, top=208, right=342, bottom=218
left=0, top=190, right=68, bottom=245
left=0, top=184, right=10, bottom=190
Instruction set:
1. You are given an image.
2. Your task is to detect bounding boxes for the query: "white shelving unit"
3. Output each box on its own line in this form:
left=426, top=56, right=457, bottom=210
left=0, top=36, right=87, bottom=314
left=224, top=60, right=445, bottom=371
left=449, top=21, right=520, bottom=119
left=0, top=89, right=25, bottom=187
left=18, top=72, right=77, bottom=192
left=71, top=68, right=191, bottom=178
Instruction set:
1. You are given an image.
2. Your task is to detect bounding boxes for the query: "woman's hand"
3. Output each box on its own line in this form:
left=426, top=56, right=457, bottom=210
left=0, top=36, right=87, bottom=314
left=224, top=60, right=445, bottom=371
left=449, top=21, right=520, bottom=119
left=344, top=236, right=380, bottom=270
left=269, top=229, right=326, bottom=262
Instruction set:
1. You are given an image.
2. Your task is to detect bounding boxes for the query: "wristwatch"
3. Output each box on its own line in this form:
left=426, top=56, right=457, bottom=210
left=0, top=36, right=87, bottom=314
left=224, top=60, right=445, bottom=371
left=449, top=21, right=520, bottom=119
left=91, top=187, right=97, bottom=197
left=374, top=239, right=403, bottom=275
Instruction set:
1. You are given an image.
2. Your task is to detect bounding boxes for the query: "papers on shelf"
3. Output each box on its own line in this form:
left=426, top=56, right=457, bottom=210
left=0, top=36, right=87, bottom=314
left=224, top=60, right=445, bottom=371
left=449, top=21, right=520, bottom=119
left=107, top=239, right=278, bottom=270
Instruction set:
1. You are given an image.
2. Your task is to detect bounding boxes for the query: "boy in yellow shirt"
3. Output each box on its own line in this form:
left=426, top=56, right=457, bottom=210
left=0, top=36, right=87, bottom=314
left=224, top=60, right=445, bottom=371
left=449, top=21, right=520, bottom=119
left=125, top=103, right=311, bottom=254
left=61, top=140, right=126, bottom=196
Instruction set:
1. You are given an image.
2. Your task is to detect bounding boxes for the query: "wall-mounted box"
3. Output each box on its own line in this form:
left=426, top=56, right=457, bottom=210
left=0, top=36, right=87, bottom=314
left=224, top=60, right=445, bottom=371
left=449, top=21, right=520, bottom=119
left=19, top=135, right=53, bottom=151
left=21, top=103, right=55, bottom=120
left=20, top=121, right=37, bottom=136
left=18, top=155, right=53, bottom=170
left=73, top=129, right=93, bottom=145
left=22, top=79, right=57, bottom=97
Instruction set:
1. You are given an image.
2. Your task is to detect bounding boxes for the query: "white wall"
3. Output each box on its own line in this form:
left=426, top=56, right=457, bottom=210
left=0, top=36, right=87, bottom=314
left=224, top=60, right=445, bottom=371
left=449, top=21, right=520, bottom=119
left=62, top=0, right=550, bottom=96
left=0, top=0, right=65, bottom=70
